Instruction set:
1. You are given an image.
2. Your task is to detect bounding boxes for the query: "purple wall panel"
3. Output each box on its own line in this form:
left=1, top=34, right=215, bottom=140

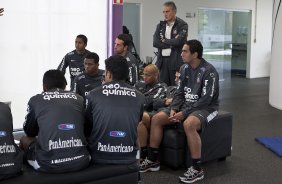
left=108, top=3, right=123, bottom=56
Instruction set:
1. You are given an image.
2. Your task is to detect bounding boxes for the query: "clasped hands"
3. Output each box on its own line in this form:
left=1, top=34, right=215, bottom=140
left=168, top=109, right=184, bottom=123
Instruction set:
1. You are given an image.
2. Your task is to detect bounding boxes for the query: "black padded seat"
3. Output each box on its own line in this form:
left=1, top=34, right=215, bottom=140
left=4, top=162, right=139, bottom=184
left=161, top=110, right=233, bottom=169
left=160, top=124, right=186, bottom=169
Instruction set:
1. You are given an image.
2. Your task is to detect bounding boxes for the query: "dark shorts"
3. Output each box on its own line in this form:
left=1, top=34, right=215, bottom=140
left=161, top=107, right=218, bottom=131
left=147, top=111, right=158, bottom=119
left=147, top=107, right=167, bottom=119
left=25, top=140, right=41, bottom=170
left=26, top=140, right=36, bottom=161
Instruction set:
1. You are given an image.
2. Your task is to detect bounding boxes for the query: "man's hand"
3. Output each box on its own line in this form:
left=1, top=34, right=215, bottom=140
left=0, top=8, right=4, bottom=16
left=164, top=98, right=173, bottom=106
left=169, top=109, right=177, bottom=117
left=168, top=110, right=184, bottom=123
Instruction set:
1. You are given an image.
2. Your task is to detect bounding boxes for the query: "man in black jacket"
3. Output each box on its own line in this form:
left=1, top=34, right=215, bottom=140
left=153, top=1, right=188, bottom=86
left=20, top=70, right=90, bottom=173
left=114, top=34, right=140, bottom=86
left=135, top=64, right=168, bottom=161
left=140, top=40, right=219, bottom=184
left=72, top=52, right=104, bottom=100
left=85, top=55, right=144, bottom=165
left=0, top=102, right=23, bottom=181
left=57, top=34, right=91, bottom=89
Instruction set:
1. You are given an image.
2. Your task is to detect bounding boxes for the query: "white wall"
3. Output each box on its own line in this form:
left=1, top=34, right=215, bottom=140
left=0, top=0, right=108, bottom=128
left=269, top=0, right=282, bottom=110
left=125, top=0, right=273, bottom=78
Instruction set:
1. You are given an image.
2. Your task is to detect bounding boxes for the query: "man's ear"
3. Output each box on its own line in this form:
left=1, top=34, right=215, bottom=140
left=105, top=70, right=113, bottom=82
left=124, top=45, right=129, bottom=51
left=43, top=84, right=48, bottom=92
left=193, top=52, right=199, bottom=59
left=108, top=71, right=113, bottom=80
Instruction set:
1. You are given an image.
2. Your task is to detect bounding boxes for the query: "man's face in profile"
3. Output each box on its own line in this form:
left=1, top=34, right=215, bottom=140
left=114, top=38, right=126, bottom=55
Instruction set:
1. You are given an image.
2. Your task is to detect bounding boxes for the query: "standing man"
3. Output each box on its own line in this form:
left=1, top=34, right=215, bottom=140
left=141, top=40, right=219, bottom=184
left=72, top=52, right=104, bottom=100
left=153, top=1, right=188, bottom=86
left=85, top=55, right=144, bottom=165
left=20, top=70, right=90, bottom=173
left=0, top=102, right=23, bottom=181
left=114, top=34, right=139, bottom=86
left=58, top=34, right=90, bottom=89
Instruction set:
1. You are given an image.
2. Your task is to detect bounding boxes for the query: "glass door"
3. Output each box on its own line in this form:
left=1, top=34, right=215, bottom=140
left=123, top=3, right=141, bottom=54
left=198, top=8, right=251, bottom=81
left=198, top=8, right=232, bottom=81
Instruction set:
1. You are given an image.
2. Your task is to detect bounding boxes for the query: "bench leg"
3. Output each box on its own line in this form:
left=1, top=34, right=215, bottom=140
left=217, top=157, right=226, bottom=162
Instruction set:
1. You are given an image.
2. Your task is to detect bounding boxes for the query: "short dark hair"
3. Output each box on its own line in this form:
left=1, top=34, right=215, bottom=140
left=76, top=34, right=88, bottom=44
left=185, top=39, right=203, bottom=59
left=117, top=34, right=131, bottom=47
left=105, top=55, right=129, bottom=81
left=85, top=52, right=99, bottom=64
left=163, top=1, right=177, bottom=12
left=43, top=70, right=67, bottom=90
left=123, top=26, right=130, bottom=34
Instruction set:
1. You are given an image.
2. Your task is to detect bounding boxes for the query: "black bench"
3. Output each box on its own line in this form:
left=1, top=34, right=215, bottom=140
left=161, top=110, right=233, bottom=168
left=8, top=131, right=139, bottom=184
left=4, top=163, right=139, bottom=184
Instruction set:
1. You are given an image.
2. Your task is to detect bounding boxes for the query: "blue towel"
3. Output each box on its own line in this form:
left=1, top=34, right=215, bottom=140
left=255, top=136, right=282, bottom=157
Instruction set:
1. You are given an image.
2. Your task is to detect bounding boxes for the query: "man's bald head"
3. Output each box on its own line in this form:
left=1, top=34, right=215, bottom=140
left=144, top=64, right=159, bottom=75
left=143, top=64, right=159, bottom=85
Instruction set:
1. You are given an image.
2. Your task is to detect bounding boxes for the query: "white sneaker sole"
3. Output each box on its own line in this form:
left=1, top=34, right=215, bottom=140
left=179, top=175, right=204, bottom=183
left=139, top=166, right=160, bottom=173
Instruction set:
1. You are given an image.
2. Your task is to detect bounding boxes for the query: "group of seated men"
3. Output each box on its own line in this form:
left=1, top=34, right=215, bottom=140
left=0, top=54, right=143, bottom=180
left=0, top=35, right=219, bottom=184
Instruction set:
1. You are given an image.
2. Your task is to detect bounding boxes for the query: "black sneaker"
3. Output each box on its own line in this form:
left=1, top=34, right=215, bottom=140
left=139, top=158, right=144, bottom=166
left=179, top=166, right=204, bottom=183
left=139, top=158, right=160, bottom=173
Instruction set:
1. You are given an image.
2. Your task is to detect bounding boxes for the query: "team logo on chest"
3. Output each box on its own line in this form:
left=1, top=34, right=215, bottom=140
left=58, top=123, right=75, bottom=130
left=197, top=73, right=201, bottom=83
left=109, top=131, right=126, bottom=138
left=0, top=131, right=7, bottom=137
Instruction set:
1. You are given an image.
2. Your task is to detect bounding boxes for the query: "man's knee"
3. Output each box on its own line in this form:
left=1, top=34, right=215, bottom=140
left=151, top=111, right=169, bottom=127
left=142, top=112, right=151, bottom=129
left=183, top=115, right=201, bottom=132
left=19, top=136, right=35, bottom=152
